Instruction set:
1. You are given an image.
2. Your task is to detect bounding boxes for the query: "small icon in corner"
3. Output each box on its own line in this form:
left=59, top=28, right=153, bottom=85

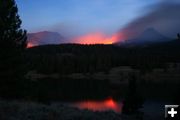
left=165, top=105, right=179, bottom=119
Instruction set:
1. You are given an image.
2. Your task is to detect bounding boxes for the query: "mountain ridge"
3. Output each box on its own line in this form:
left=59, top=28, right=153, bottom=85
left=119, top=28, right=171, bottom=46
left=27, top=31, right=65, bottom=47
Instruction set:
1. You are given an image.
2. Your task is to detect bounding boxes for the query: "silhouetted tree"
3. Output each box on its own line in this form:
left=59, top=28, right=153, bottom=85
left=0, top=0, right=27, bottom=98
left=0, top=0, right=27, bottom=50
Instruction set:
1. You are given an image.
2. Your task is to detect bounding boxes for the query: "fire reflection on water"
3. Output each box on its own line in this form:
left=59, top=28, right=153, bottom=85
left=72, top=98, right=123, bottom=113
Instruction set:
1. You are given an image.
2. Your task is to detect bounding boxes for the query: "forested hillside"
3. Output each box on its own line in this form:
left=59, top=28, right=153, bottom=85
left=26, top=40, right=180, bottom=75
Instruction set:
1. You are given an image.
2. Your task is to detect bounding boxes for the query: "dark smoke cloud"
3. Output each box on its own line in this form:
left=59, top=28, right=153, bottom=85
left=121, top=1, right=180, bottom=39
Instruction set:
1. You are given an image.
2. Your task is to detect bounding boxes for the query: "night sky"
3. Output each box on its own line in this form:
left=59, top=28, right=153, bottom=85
left=16, top=0, right=180, bottom=42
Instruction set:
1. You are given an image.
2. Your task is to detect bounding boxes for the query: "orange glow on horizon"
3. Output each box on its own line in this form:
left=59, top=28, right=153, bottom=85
left=73, top=32, right=124, bottom=45
left=27, top=32, right=124, bottom=48
left=73, top=98, right=122, bottom=113
left=27, top=43, right=35, bottom=48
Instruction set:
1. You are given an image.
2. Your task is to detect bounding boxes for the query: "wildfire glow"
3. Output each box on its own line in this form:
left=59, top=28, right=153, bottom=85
left=73, top=32, right=124, bottom=45
left=27, top=31, right=124, bottom=48
left=73, top=98, right=122, bottom=113
left=27, top=43, right=35, bottom=48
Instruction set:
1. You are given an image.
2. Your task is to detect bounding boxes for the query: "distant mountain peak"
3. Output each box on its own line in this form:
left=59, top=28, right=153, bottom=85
left=143, top=27, right=157, bottom=33
left=120, top=28, right=170, bottom=46
left=140, top=28, right=165, bottom=39
left=27, top=31, right=65, bottom=47
left=141, top=28, right=159, bottom=36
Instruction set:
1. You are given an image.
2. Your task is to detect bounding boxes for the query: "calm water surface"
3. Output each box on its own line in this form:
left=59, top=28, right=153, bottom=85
left=71, top=98, right=123, bottom=113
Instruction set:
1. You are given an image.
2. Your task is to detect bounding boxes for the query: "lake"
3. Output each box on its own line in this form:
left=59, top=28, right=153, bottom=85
left=66, top=98, right=172, bottom=120
left=71, top=98, right=123, bottom=113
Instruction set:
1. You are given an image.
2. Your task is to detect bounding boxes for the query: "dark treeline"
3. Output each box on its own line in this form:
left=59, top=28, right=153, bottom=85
left=26, top=40, right=180, bottom=75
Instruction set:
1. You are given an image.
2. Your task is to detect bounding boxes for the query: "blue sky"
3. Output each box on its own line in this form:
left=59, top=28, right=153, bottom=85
left=16, top=0, right=162, bottom=37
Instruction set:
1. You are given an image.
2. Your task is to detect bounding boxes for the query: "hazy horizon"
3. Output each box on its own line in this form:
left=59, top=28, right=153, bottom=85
left=16, top=0, right=180, bottom=44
